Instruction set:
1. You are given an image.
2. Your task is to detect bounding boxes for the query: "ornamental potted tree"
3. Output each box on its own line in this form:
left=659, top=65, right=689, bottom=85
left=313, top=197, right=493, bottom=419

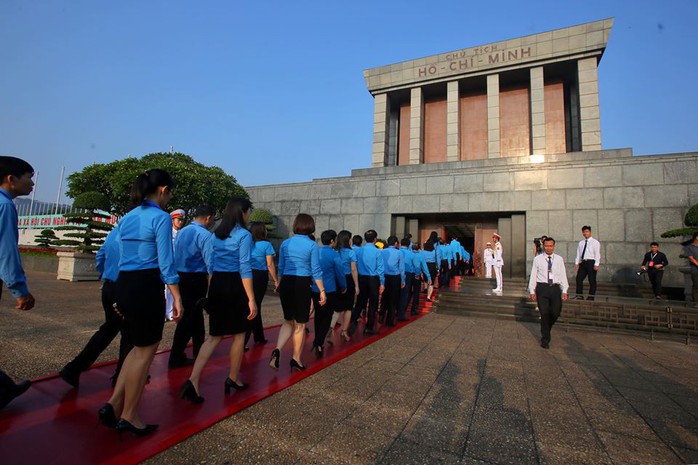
left=34, top=228, right=58, bottom=248
left=53, top=191, right=114, bottom=281
left=661, top=203, right=698, bottom=301
left=249, top=208, right=279, bottom=238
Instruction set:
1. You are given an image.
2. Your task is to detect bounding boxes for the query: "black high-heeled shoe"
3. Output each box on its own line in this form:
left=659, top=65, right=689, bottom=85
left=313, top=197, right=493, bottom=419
left=269, top=348, right=280, bottom=370
left=290, top=358, right=306, bottom=371
left=115, top=419, right=158, bottom=437
left=97, top=403, right=118, bottom=429
left=179, top=380, right=204, bottom=404
left=224, top=377, right=249, bottom=394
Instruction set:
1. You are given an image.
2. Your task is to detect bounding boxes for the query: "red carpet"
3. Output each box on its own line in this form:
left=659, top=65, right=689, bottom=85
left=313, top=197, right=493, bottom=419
left=0, top=291, right=442, bottom=465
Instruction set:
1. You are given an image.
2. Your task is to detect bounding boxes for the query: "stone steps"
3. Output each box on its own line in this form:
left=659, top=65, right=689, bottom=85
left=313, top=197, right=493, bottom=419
left=434, top=276, right=698, bottom=340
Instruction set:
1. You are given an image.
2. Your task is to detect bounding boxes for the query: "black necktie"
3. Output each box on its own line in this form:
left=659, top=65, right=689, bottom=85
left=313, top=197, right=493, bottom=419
left=581, top=239, right=588, bottom=261
left=547, top=256, right=553, bottom=284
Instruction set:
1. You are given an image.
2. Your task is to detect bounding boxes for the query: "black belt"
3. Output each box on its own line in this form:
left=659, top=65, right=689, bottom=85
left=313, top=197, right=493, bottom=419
left=537, top=282, right=560, bottom=287
left=582, top=259, right=596, bottom=262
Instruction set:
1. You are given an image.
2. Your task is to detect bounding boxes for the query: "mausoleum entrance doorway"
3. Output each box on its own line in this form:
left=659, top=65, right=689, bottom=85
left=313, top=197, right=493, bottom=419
left=391, top=212, right=527, bottom=278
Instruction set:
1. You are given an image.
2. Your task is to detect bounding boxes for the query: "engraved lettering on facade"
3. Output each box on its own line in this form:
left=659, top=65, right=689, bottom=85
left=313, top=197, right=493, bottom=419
left=418, top=46, right=533, bottom=79
left=473, top=45, right=498, bottom=55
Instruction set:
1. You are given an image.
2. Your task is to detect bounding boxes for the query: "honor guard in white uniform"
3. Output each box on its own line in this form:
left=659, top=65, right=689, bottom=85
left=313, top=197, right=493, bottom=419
left=492, top=233, right=504, bottom=294
left=165, top=209, right=186, bottom=321
left=483, top=242, right=494, bottom=279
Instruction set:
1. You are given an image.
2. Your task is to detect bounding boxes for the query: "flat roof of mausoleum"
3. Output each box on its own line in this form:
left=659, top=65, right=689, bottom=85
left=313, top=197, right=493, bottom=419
left=364, top=18, right=613, bottom=94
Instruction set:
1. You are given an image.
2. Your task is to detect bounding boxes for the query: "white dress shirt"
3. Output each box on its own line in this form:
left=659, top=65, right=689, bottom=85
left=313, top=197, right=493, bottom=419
left=574, top=236, right=601, bottom=266
left=528, top=253, right=569, bottom=294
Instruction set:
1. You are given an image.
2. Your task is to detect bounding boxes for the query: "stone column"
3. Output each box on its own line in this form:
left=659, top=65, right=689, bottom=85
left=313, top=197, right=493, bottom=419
left=447, top=80, right=460, bottom=162
left=372, top=93, right=389, bottom=167
left=487, top=74, right=500, bottom=158
left=577, top=57, right=602, bottom=151
left=530, top=67, right=546, bottom=155
left=409, top=87, right=424, bottom=165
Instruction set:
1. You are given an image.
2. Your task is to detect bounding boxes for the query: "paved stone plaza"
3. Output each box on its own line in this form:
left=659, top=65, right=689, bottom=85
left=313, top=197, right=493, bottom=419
left=2, top=272, right=697, bottom=464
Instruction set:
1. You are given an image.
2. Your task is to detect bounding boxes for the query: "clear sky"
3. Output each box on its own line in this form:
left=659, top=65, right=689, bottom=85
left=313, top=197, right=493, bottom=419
left=2, top=0, right=696, bottom=204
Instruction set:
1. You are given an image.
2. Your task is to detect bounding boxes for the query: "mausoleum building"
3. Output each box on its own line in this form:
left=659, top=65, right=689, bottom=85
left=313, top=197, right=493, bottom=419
left=247, top=18, right=698, bottom=287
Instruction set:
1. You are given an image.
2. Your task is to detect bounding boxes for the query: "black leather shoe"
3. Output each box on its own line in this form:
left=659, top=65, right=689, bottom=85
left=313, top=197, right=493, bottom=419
left=59, top=368, right=80, bottom=388
left=0, top=380, right=31, bottom=409
left=541, top=342, right=550, bottom=349
left=224, top=377, right=249, bottom=394
left=180, top=380, right=204, bottom=404
left=168, top=356, right=195, bottom=369
left=97, top=403, right=119, bottom=428
left=116, top=419, right=158, bottom=437
left=397, top=317, right=409, bottom=322
left=363, top=328, right=378, bottom=335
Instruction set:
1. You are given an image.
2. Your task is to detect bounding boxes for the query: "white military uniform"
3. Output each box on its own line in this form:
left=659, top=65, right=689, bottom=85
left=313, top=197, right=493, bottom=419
left=493, top=238, right=504, bottom=294
left=165, top=209, right=185, bottom=321
left=483, top=246, right=494, bottom=279
left=164, top=226, right=179, bottom=321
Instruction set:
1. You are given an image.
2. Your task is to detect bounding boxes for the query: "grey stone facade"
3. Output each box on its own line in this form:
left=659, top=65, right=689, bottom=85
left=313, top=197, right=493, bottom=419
left=247, top=149, right=698, bottom=287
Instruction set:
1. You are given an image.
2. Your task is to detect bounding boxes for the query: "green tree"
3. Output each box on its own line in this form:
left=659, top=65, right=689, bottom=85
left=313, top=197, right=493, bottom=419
left=34, top=229, right=58, bottom=248
left=249, top=208, right=278, bottom=238
left=661, top=203, right=698, bottom=238
left=66, top=152, right=248, bottom=215
left=53, top=192, right=114, bottom=253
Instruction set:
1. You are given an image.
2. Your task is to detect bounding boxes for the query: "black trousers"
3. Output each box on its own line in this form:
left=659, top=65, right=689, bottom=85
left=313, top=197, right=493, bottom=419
left=245, top=270, right=269, bottom=345
left=381, top=274, right=401, bottom=325
left=648, top=269, right=664, bottom=297
left=439, top=259, right=450, bottom=288
left=410, top=274, right=422, bottom=314
left=398, top=272, right=415, bottom=319
left=536, top=283, right=563, bottom=345
left=312, top=291, right=336, bottom=347
left=171, top=272, right=208, bottom=360
left=575, top=260, right=597, bottom=296
left=64, top=280, right=132, bottom=377
left=352, top=275, right=380, bottom=330
left=0, top=285, right=18, bottom=391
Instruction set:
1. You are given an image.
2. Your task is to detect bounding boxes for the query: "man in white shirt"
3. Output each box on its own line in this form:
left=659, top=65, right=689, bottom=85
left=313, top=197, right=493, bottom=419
left=574, top=225, right=601, bottom=300
left=529, top=237, right=569, bottom=349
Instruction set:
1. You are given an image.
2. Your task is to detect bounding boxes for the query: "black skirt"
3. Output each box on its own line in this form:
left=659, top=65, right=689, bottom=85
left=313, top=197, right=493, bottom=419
left=116, top=268, right=165, bottom=347
left=335, top=273, right=355, bottom=312
left=207, top=271, right=249, bottom=336
left=278, top=275, right=312, bottom=323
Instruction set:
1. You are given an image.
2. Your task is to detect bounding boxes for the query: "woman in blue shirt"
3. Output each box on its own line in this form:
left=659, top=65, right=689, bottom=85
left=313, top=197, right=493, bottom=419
left=333, top=229, right=359, bottom=342
left=310, top=230, right=346, bottom=356
left=422, top=239, right=439, bottom=302
left=181, top=197, right=257, bottom=403
left=270, top=213, right=325, bottom=371
left=244, top=222, right=279, bottom=349
left=99, top=169, right=182, bottom=437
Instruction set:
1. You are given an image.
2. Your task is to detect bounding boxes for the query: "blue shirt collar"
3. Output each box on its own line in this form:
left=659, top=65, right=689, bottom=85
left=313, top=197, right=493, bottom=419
left=0, top=187, right=12, bottom=201
left=142, top=199, right=162, bottom=210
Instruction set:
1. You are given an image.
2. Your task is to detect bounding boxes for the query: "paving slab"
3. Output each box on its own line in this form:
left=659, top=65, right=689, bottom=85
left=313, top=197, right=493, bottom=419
left=2, top=271, right=698, bottom=464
